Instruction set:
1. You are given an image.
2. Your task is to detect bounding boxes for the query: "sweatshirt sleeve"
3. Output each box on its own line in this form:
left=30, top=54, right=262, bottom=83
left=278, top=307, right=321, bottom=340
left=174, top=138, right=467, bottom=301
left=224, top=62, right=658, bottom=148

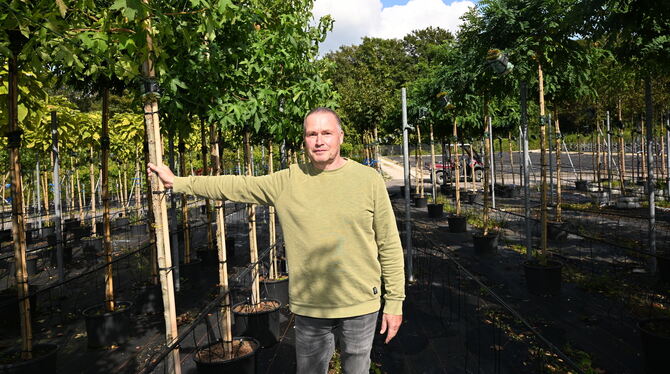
left=372, top=175, right=406, bottom=315
left=172, top=169, right=289, bottom=206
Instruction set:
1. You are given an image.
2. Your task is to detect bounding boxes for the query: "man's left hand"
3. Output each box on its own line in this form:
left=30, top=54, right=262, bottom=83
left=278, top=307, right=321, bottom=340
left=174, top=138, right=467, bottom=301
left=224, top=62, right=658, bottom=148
left=379, top=313, right=402, bottom=344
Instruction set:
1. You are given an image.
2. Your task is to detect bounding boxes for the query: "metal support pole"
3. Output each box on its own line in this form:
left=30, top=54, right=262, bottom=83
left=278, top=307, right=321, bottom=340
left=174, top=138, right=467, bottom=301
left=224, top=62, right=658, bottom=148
left=521, top=81, right=532, bottom=258
left=488, top=116, right=496, bottom=209
left=606, top=111, right=613, bottom=201
left=51, top=112, right=64, bottom=282
left=401, top=88, right=413, bottom=282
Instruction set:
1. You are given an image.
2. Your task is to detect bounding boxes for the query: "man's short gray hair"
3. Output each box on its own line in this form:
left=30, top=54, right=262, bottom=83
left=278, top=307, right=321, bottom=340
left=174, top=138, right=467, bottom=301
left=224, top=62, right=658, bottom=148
left=303, top=107, right=343, bottom=133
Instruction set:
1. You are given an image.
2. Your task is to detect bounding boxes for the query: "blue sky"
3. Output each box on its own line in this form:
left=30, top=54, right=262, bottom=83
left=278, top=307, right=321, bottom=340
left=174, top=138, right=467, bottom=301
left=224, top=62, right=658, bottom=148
left=313, top=0, right=477, bottom=55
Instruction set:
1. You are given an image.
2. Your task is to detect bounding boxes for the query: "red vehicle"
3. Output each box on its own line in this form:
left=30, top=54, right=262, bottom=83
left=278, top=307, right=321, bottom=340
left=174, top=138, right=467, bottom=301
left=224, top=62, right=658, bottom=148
left=429, top=147, right=484, bottom=184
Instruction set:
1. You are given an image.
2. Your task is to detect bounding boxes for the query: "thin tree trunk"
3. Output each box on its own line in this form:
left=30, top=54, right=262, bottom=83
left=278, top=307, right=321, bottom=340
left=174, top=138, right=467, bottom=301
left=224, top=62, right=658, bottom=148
left=7, top=36, right=32, bottom=359
left=100, top=85, right=115, bottom=312
left=90, top=147, right=97, bottom=236
left=554, top=108, right=562, bottom=222
left=134, top=147, right=142, bottom=213
left=179, top=137, right=191, bottom=264
left=244, top=130, right=260, bottom=305
left=429, top=123, right=437, bottom=203
left=483, top=106, right=491, bottom=235
left=373, top=125, right=381, bottom=173
left=509, top=132, right=515, bottom=186
left=76, top=169, right=84, bottom=221
left=538, top=62, right=548, bottom=257
left=201, top=118, right=212, bottom=249
left=453, top=119, right=461, bottom=216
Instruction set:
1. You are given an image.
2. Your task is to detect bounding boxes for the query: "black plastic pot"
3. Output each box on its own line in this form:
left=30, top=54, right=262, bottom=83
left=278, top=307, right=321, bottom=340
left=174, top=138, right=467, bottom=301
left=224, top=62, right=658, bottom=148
left=193, top=337, right=259, bottom=374
left=472, top=232, right=499, bottom=254
left=83, top=301, right=133, bottom=348
left=427, top=204, right=444, bottom=219
left=0, top=286, right=38, bottom=332
left=638, top=318, right=670, bottom=374
left=49, top=245, right=73, bottom=266
left=180, top=258, right=204, bottom=285
left=658, top=255, right=670, bottom=283
left=0, top=229, right=12, bottom=242
left=414, top=197, right=428, bottom=208
left=26, top=256, right=39, bottom=276
left=523, top=260, right=562, bottom=296
left=448, top=215, right=467, bottom=233
left=233, top=299, right=281, bottom=348
left=0, top=343, right=58, bottom=374
left=134, top=284, right=163, bottom=315
left=64, top=219, right=80, bottom=231
left=575, top=180, right=588, bottom=191
left=260, top=275, right=289, bottom=307
left=82, top=236, right=103, bottom=254
left=113, top=217, right=130, bottom=230
left=466, top=192, right=477, bottom=204
left=71, top=226, right=91, bottom=240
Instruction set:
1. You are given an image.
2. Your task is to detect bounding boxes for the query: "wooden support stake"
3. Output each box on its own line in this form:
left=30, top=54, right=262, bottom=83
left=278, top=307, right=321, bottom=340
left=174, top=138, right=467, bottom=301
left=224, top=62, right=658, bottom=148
left=141, top=5, right=181, bottom=371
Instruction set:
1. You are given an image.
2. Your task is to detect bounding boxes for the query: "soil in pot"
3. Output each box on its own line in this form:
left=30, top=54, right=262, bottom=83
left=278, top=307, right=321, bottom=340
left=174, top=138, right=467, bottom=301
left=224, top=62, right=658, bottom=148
left=233, top=299, right=281, bottom=348
left=448, top=215, right=467, bottom=233
left=427, top=204, right=444, bottom=219
left=260, top=274, right=289, bottom=307
left=82, top=301, right=133, bottom=348
left=194, top=337, right=259, bottom=374
left=0, top=343, right=58, bottom=374
left=472, top=232, right=499, bottom=254
left=638, top=318, right=670, bottom=374
left=523, top=260, right=562, bottom=296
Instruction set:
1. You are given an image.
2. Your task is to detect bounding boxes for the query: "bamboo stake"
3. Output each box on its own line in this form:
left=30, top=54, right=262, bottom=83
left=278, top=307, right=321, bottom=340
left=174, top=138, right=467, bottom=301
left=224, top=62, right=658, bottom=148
left=268, top=141, right=278, bottom=279
left=483, top=110, right=491, bottom=235
left=7, top=34, right=32, bottom=360
left=141, top=5, right=181, bottom=369
left=178, top=137, right=191, bottom=264
left=244, top=130, right=260, bottom=305
left=210, top=123, right=233, bottom=355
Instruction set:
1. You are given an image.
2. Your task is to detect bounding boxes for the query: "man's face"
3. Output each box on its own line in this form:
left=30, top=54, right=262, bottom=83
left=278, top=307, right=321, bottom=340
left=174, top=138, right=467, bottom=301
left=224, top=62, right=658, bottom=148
left=304, top=112, right=344, bottom=170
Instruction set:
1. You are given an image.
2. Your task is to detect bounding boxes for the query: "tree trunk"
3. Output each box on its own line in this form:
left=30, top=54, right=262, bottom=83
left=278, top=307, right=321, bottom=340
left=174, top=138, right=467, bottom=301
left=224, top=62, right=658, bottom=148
left=179, top=137, right=191, bottom=264
left=453, top=119, right=461, bottom=215
left=415, top=125, right=424, bottom=197
left=135, top=147, right=142, bottom=213
left=141, top=10, right=182, bottom=370
left=90, top=147, right=97, bottom=236
left=373, top=125, right=381, bottom=173
left=244, top=130, right=260, bottom=305
left=100, top=85, right=115, bottom=312
left=7, top=35, right=33, bottom=360
left=554, top=108, right=562, bottom=222
left=201, top=118, right=213, bottom=249
left=429, top=123, right=437, bottom=203
left=483, top=105, right=491, bottom=235
left=644, top=77, right=656, bottom=273
left=509, top=132, right=515, bottom=186
left=538, top=62, right=548, bottom=257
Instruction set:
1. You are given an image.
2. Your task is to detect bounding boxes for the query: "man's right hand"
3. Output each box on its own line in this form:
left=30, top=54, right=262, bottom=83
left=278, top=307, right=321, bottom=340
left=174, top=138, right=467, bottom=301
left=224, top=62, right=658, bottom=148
left=147, top=163, right=176, bottom=189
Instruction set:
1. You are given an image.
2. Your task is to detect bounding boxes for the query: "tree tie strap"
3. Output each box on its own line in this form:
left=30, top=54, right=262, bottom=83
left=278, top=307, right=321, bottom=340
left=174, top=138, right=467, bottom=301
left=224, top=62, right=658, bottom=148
left=5, top=129, right=23, bottom=149
left=158, top=265, right=176, bottom=272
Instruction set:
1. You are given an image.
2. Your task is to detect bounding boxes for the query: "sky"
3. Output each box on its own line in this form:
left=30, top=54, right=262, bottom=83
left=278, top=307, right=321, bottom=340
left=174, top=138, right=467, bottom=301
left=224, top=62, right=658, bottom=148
left=312, top=0, right=478, bottom=55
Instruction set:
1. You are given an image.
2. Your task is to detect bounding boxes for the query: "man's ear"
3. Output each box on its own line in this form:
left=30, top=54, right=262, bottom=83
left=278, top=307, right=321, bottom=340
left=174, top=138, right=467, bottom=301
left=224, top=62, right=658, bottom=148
left=339, top=131, right=344, bottom=144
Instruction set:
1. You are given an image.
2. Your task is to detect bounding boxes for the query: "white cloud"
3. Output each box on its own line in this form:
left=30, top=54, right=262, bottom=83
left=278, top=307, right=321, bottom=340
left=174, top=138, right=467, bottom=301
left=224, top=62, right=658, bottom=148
left=312, top=0, right=476, bottom=55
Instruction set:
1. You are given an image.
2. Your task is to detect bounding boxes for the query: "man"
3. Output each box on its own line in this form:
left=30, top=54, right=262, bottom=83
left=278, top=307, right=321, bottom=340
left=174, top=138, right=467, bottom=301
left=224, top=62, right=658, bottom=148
left=148, top=107, right=405, bottom=374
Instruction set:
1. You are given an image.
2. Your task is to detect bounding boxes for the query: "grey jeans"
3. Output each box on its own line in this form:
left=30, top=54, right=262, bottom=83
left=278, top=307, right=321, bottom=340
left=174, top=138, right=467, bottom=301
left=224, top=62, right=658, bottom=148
left=295, top=311, right=379, bottom=374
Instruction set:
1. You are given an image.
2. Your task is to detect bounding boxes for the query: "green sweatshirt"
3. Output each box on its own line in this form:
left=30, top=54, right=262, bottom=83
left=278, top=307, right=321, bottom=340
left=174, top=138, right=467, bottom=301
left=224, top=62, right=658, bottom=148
left=173, top=159, right=405, bottom=318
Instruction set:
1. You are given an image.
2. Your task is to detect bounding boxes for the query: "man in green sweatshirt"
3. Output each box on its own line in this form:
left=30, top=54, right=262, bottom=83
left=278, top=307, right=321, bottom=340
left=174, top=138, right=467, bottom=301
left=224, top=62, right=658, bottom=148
left=149, top=107, right=405, bottom=374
